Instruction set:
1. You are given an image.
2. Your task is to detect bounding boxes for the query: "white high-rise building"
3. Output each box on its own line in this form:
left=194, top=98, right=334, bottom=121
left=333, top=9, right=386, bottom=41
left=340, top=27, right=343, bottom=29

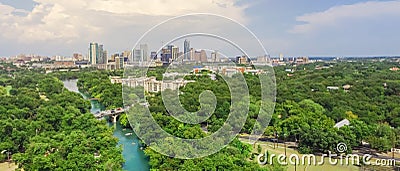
left=89, top=43, right=98, bottom=65
left=132, top=44, right=149, bottom=63
left=140, top=44, right=149, bottom=62
left=89, top=42, right=107, bottom=65
left=133, top=49, right=141, bottom=62
left=171, top=46, right=179, bottom=61
left=211, top=50, right=220, bottom=62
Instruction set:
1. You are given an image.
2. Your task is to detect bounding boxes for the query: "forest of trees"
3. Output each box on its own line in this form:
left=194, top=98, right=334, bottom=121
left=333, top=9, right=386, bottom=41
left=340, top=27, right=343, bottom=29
left=2, top=59, right=400, bottom=170
left=77, top=71, right=123, bottom=110
left=0, top=68, right=124, bottom=170
left=269, top=61, right=400, bottom=154
left=76, top=68, right=284, bottom=170
left=75, top=60, right=400, bottom=170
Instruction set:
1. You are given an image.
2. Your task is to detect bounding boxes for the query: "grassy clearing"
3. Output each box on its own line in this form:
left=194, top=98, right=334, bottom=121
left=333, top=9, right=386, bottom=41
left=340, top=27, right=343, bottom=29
left=0, top=162, right=17, bottom=171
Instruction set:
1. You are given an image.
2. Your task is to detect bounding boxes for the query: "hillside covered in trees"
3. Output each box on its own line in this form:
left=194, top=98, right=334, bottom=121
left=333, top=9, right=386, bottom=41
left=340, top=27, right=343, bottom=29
left=2, top=59, right=400, bottom=170
left=0, top=69, right=124, bottom=170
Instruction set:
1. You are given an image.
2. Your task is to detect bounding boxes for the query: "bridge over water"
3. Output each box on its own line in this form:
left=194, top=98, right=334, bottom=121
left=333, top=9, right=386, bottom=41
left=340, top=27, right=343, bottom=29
left=94, top=107, right=127, bottom=123
left=93, top=102, right=149, bottom=122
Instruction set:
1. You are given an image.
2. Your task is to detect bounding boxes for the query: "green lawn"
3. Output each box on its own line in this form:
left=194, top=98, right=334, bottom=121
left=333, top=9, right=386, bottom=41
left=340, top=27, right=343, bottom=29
left=240, top=138, right=360, bottom=171
left=0, top=162, right=17, bottom=171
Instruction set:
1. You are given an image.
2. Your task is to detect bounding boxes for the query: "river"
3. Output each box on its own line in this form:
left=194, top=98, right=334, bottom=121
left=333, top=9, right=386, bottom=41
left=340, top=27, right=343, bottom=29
left=63, top=79, right=150, bottom=171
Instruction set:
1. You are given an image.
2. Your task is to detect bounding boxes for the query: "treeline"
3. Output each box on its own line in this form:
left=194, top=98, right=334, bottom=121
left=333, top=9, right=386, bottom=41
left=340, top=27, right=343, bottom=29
left=270, top=61, right=400, bottom=153
left=0, top=70, right=124, bottom=170
left=74, top=60, right=400, bottom=169
left=275, top=61, right=400, bottom=126
left=77, top=71, right=123, bottom=110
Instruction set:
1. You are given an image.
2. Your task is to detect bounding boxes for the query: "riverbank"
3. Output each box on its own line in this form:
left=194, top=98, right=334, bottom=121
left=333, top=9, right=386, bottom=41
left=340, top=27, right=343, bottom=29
left=62, top=79, right=149, bottom=170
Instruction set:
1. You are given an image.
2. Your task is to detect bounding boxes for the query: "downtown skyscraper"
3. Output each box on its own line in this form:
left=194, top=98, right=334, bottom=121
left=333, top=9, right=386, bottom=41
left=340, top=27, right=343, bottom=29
left=184, top=39, right=190, bottom=60
left=132, top=44, right=149, bottom=62
left=89, top=42, right=107, bottom=65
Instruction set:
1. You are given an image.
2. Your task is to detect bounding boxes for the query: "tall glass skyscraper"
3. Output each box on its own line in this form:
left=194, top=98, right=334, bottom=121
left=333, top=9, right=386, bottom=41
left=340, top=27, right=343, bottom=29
left=89, top=42, right=99, bottom=65
left=184, top=39, right=190, bottom=60
left=89, top=42, right=107, bottom=65
left=132, top=44, right=149, bottom=62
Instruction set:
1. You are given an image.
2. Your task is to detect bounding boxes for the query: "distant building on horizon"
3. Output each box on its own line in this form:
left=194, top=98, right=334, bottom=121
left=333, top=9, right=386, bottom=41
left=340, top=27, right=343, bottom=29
left=189, top=48, right=195, bottom=61
left=131, top=44, right=149, bottom=63
left=89, top=42, right=107, bottom=65
left=73, top=53, right=84, bottom=61
left=115, top=56, right=124, bottom=70
left=122, top=50, right=131, bottom=58
left=194, top=50, right=207, bottom=62
left=279, top=53, right=284, bottom=61
left=211, top=50, right=220, bottom=62
left=171, top=46, right=179, bottom=62
left=161, top=46, right=171, bottom=64
left=151, top=51, right=157, bottom=60
left=295, top=56, right=309, bottom=65
left=184, top=39, right=190, bottom=60
left=236, top=56, right=248, bottom=64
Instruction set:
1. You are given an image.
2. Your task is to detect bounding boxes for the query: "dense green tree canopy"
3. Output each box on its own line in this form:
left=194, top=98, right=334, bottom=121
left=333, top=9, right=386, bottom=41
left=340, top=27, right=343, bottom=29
left=0, top=70, right=124, bottom=171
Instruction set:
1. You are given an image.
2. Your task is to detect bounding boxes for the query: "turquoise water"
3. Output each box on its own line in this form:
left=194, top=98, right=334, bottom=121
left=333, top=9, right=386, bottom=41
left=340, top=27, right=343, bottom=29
left=111, top=122, right=149, bottom=171
left=63, top=79, right=149, bottom=171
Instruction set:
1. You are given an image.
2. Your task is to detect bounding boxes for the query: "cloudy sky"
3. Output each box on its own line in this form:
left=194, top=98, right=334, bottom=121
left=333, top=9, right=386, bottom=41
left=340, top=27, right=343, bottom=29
left=0, top=0, right=399, bottom=57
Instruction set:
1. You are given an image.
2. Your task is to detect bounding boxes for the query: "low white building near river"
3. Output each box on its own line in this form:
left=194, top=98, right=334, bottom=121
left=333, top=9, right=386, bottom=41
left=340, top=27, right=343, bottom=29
left=118, top=76, right=194, bottom=93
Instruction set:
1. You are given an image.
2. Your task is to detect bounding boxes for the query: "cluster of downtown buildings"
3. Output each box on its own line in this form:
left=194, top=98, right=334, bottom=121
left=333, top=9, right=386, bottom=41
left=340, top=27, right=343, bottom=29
left=87, top=40, right=235, bottom=69
left=0, top=40, right=313, bottom=71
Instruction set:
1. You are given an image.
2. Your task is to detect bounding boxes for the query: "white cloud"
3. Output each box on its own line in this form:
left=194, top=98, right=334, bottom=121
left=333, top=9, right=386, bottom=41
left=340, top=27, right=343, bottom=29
left=290, top=0, right=400, bottom=34
left=0, top=2, right=96, bottom=42
left=0, top=3, right=15, bottom=15
left=0, top=0, right=248, bottom=45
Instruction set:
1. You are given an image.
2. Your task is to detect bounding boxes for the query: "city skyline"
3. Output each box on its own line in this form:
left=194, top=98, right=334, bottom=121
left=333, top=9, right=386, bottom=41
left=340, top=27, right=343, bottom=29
left=0, top=0, right=400, bottom=57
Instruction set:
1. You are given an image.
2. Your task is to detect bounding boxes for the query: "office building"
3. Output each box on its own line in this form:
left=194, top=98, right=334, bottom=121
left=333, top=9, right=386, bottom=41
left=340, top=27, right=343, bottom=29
left=89, top=43, right=98, bottom=64
left=98, top=45, right=105, bottom=64
left=89, top=42, right=107, bottom=65
left=73, top=53, right=84, bottom=61
left=236, top=56, right=248, bottom=64
left=133, top=49, right=142, bottom=62
left=150, top=51, right=157, bottom=60
left=211, top=51, right=220, bottom=62
left=132, top=44, right=149, bottom=62
left=184, top=39, right=190, bottom=60
left=194, top=50, right=208, bottom=62
left=140, top=44, right=149, bottom=62
left=171, top=46, right=179, bottom=61
left=190, top=48, right=195, bottom=61
left=122, top=50, right=131, bottom=58
left=161, top=47, right=171, bottom=64
left=110, top=53, right=119, bottom=62
left=115, top=56, right=124, bottom=70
